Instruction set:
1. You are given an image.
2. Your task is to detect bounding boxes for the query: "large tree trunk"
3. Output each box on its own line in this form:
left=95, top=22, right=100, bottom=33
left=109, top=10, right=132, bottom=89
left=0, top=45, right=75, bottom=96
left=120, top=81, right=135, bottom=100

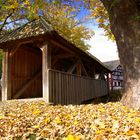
left=101, top=0, right=140, bottom=109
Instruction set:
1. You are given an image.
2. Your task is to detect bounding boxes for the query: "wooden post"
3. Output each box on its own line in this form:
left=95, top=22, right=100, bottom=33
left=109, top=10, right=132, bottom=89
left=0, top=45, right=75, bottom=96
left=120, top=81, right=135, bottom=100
left=99, top=71, right=105, bottom=80
left=79, top=60, right=88, bottom=76
left=106, top=73, right=110, bottom=94
left=1, top=49, right=12, bottom=100
left=76, top=63, right=82, bottom=76
left=92, top=64, right=95, bottom=78
left=41, top=42, right=51, bottom=103
left=110, top=73, right=113, bottom=91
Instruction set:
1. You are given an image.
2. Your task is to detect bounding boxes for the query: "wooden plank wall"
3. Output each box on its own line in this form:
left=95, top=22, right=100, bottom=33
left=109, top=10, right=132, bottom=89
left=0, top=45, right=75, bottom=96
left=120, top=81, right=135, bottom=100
left=11, top=46, right=42, bottom=98
left=49, top=69, right=108, bottom=105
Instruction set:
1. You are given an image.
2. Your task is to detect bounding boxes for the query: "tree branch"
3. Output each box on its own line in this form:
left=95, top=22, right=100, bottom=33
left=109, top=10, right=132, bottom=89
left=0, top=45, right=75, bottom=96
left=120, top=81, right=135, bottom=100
left=0, top=9, right=15, bottom=33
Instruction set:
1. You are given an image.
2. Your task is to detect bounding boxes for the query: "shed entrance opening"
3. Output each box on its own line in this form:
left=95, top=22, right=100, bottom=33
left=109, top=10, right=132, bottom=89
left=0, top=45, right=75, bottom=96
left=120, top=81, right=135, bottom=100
left=11, top=43, right=42, bottom=99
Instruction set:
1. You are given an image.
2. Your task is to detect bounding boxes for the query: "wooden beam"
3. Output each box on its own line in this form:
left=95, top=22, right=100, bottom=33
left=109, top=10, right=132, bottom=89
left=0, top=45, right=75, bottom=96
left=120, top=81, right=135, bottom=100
left=67, top=60, right=80, bottom=73
left=9, top=40, right=33, bottom=57
left=52, top=59, right=58, bottom=68
left=80, top=60, right=88, bottom=76
left=52, top=54, right=75, bottom=68
left=9, top=45, right=20, bottom=57
left=92, top=64, right=95, bottom=78
left=106, top=73, right=110, bottom=94
left=110, top=73, right=113, bottom=91
left=67, top=59, right=88, bottom=76
left=76, top=63, right=82, bottom=76
left=41, top=42, right=51, bottom=103
left=52, top=54, right=75, bottom=60
left=13, top=70, right=42, bottom=99
left=1, top=49, right=12, bottom=100
left=99, top=71, right=105, bottom=80
left=50, top=40, right=76, bottom=55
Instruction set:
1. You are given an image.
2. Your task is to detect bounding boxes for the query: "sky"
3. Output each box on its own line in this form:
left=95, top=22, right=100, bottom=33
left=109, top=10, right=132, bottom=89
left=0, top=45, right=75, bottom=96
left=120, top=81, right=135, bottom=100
left=87, top=26, right=119, bottom=62
left=75, top=3, right=119, bottom=63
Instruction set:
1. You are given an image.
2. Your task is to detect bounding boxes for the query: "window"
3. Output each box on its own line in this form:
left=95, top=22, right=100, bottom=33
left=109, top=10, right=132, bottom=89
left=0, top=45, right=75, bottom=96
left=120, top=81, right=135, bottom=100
left=114, top=82, right=117, bottom=86
left=118, top=82, right=121, bottom=86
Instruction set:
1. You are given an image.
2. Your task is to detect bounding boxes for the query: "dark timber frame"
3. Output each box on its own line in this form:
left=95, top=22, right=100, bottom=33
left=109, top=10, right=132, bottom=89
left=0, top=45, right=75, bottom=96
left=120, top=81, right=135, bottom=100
left=0, top=18, right=110, bottom=105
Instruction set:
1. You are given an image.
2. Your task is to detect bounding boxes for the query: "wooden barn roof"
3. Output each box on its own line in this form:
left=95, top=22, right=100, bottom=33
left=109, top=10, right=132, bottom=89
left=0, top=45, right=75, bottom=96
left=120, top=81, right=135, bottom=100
left=0, top=17, right=110, bottom=72
left=0, top=17, right=53, bottom=43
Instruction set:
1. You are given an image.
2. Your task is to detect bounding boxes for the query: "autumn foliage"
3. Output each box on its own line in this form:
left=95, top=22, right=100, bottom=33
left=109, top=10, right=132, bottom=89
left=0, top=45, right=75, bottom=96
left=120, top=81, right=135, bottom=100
left=0, top=100, right=140, bottom=139
left=0, top=1, right=94, bottom=50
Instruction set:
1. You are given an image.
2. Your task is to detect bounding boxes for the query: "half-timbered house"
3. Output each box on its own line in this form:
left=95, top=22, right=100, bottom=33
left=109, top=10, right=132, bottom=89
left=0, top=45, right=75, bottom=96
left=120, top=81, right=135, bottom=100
left=104, top=60, right=123, bottom=91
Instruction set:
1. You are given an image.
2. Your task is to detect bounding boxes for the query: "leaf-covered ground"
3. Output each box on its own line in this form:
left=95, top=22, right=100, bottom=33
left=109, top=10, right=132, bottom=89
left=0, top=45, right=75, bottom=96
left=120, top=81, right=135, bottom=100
left=0, top=100, right=140, bottom=140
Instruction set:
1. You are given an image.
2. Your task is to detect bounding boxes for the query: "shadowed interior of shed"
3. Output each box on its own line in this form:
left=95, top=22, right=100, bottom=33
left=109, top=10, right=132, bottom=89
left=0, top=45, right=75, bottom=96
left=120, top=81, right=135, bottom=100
left=11, top=44, right=42, bottom=99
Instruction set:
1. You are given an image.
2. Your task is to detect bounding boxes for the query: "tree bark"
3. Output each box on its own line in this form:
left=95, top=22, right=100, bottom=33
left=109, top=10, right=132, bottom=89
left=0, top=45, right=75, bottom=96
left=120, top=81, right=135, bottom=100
left=101, top=0, right=140, bottom=109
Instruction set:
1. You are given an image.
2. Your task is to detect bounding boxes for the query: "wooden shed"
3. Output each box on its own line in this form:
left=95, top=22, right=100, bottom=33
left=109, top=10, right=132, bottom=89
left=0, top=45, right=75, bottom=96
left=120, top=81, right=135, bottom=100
left=0, top=17, right=110, bottom=105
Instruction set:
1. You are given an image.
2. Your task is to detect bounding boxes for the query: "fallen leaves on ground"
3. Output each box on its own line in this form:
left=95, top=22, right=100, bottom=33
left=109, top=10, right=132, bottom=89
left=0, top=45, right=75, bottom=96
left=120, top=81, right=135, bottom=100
left=0, top=100, right=140, bottom=140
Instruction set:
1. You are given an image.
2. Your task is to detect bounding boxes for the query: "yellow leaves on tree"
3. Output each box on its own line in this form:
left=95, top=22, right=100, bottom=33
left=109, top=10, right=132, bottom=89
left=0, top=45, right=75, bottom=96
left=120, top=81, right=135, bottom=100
left=84, top=0, right=115, bottom=41
left=44, top=4, right=94, bottom=51
left=0, top=1, right=94, bottom=51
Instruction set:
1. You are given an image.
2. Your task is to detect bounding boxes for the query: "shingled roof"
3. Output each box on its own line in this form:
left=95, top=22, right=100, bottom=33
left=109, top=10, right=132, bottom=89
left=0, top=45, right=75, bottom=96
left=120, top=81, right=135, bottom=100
left=0, top=17, right=110, bottom=72
left=0, top=17, right=53, bottom=43
left=104, top=60, right=120, bottom=71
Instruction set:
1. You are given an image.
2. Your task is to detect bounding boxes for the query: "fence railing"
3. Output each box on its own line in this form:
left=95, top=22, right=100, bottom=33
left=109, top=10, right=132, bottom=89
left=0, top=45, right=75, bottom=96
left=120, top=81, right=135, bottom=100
left=49, top=69, right=108, bottom=105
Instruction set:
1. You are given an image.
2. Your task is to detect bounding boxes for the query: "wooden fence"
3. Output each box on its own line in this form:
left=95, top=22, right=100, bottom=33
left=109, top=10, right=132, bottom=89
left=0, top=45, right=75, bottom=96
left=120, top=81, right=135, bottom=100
left=49, top=69, right=108, bottom=105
